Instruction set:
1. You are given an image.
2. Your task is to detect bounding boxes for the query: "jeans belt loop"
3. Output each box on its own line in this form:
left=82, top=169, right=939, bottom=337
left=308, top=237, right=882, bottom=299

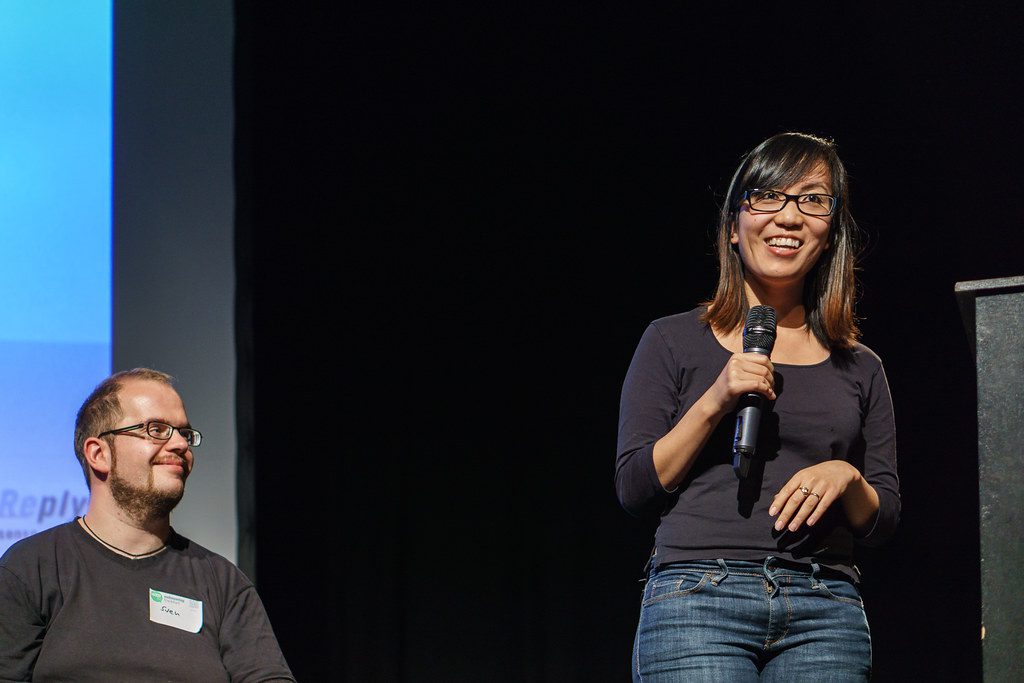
left=711, top=558, right=729, bottom=586
left=810, top=561, right=822, bottom=589
left=762, top=556, right=779, bottom=596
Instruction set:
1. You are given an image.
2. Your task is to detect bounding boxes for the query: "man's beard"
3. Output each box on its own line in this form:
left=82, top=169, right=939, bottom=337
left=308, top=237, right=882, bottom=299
left=109, top=450, right=185, bottom=523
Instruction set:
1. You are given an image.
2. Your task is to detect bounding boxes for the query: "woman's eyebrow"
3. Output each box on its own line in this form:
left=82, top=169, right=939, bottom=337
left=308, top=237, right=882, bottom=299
left=795, top=181, right=831, bottom=193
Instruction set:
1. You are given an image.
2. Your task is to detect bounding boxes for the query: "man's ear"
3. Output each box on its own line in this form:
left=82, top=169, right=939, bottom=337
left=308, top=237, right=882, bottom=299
left=83, top=437, right=112, bottom=481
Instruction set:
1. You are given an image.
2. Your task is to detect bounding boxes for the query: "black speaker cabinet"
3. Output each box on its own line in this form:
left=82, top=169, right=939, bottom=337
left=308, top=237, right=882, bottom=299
left=955, top=275, right=1024, bottom=681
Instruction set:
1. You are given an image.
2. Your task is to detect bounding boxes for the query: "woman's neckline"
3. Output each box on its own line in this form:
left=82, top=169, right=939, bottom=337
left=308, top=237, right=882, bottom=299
left=708, top=324, right=832, bottom=368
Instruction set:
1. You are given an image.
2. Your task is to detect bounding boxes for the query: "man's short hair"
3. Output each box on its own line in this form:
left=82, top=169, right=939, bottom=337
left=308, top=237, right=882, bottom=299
left=73, top=368, right=176, bottom=488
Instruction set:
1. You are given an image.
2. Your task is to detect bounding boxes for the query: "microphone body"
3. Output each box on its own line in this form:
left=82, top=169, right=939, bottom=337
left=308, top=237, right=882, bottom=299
left=732, top=305, right=777, bottom=479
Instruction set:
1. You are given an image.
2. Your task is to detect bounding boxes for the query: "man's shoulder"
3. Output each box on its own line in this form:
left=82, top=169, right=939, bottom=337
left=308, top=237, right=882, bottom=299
left=0, top=521, right=76, bottom=568
left=168, top=531, right=231, bottom=564
left=167, top=531, right=253, bottom=586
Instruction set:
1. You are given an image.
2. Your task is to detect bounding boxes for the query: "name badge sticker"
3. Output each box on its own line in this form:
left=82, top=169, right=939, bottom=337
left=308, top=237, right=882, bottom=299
left=149, top=588, right=203, bottom=633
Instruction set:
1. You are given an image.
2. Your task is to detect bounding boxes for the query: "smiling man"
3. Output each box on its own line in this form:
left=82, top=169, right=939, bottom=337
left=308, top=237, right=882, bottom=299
left=0, top=368, right=295, bottom=682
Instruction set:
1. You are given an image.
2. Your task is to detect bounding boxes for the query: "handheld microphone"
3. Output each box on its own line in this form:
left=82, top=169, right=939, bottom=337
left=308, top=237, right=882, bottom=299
left=732, top=305, right=777, bottom=479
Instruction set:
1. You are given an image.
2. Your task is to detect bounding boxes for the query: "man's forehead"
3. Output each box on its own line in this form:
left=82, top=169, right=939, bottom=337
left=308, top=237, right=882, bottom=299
left=118, top=378, right=186, bottom=414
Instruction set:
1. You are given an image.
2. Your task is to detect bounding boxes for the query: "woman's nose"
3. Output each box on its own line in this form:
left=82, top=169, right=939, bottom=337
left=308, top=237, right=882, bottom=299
left=773, top=200, right=805, bottom=226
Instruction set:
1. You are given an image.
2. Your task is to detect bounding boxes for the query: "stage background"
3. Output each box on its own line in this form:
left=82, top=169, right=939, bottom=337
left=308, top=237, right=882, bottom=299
left=0, top=0, right=238, bottom=564
left=113, top=0, right=239, bottom=567
left=0, top=1, right=110, bottom=557
left=246, top=2, right=1019, bottom=680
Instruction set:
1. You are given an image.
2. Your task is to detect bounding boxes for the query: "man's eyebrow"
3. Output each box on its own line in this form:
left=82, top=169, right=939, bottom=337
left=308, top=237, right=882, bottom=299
left=149, top=417, right=193, bottom=429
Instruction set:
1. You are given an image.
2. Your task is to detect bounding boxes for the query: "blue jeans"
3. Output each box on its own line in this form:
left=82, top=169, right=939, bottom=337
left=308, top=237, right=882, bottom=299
left=632, top=558, right=871, bottom=681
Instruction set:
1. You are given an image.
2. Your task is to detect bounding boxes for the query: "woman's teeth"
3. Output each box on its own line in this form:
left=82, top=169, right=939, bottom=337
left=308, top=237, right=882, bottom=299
left=766, top=237, right=802, bottom=249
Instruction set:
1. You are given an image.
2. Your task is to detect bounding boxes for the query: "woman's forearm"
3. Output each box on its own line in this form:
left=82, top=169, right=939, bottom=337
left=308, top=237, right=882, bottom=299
left=840, top=469, right=881, bottom=534
left=652, top=389, right=729, bottom=490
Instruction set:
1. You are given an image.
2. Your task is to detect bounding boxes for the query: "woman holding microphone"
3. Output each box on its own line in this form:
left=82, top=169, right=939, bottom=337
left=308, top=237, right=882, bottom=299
left=616, top=132, right=900, bottom=681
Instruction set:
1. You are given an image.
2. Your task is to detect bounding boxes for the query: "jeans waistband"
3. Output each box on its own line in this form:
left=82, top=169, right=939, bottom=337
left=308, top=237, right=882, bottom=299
left=653, top=557, right=853, bottom=584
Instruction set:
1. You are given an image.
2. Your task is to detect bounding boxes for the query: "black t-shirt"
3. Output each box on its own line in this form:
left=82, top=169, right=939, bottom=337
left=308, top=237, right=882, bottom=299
left=0, top=520, right=295, bottom=682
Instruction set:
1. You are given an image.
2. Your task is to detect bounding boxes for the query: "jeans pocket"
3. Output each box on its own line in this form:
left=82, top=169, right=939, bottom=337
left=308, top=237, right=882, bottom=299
left=813, top=577, right=864, bottom=608
left=641, top=569, right=711, bottom=607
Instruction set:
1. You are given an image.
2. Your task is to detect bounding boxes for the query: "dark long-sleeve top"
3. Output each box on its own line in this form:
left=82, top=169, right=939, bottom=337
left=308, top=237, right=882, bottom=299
left=615, top=308, right=900, bottom=582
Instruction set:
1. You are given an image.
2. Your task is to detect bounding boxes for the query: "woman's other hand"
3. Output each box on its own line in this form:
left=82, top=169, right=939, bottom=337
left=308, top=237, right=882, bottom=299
left=768, top=461, right=863, bottom=533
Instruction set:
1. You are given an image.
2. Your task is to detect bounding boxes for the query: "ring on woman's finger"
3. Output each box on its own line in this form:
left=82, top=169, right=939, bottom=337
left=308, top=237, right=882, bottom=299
left=808, top=491, right=821, bottom=500
left=799, top=486, right=810, bottom=496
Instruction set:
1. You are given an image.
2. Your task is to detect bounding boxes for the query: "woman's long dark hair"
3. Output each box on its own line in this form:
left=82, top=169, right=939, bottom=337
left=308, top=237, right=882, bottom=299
left=700, top=132, right=862, bottom=349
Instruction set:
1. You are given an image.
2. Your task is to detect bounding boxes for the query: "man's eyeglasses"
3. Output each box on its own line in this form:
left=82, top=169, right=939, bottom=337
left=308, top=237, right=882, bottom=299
left=98, top=421, right=202, bottom=447
left=744, top=189, right=837, bottom=217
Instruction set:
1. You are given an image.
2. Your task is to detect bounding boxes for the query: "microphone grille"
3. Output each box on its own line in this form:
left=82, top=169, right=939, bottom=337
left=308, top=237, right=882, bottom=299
left=743, top=305, right=777, bottom=353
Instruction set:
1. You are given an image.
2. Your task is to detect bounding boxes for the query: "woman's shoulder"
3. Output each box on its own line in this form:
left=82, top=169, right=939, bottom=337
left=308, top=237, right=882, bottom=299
left=649, top=306, right=708, bottom=333
left=830, top=339, right=887, bottom=378
left=645, top=307, right=720, bottom=354
left=848, top=340, right=884, bottom=364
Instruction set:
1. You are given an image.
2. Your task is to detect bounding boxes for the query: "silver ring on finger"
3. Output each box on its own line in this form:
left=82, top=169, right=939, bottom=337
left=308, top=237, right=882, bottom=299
left=799, top=486, right=810, bottom=496
left=808, top=491, right=821, bottom=501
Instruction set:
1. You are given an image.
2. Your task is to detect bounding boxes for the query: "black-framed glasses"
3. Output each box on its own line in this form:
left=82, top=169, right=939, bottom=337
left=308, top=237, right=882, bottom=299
left=98, top=421, right=202, bottom=447
left=744, top=189, right=837, bottom=217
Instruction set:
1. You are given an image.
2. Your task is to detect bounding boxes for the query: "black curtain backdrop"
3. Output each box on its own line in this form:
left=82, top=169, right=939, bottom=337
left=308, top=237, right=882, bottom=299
left=235, top=4, right=1023, bottom=681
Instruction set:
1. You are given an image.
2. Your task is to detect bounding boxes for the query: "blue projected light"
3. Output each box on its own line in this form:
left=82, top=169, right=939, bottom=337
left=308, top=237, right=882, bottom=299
left=0, top=1, right=112, bottom=556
